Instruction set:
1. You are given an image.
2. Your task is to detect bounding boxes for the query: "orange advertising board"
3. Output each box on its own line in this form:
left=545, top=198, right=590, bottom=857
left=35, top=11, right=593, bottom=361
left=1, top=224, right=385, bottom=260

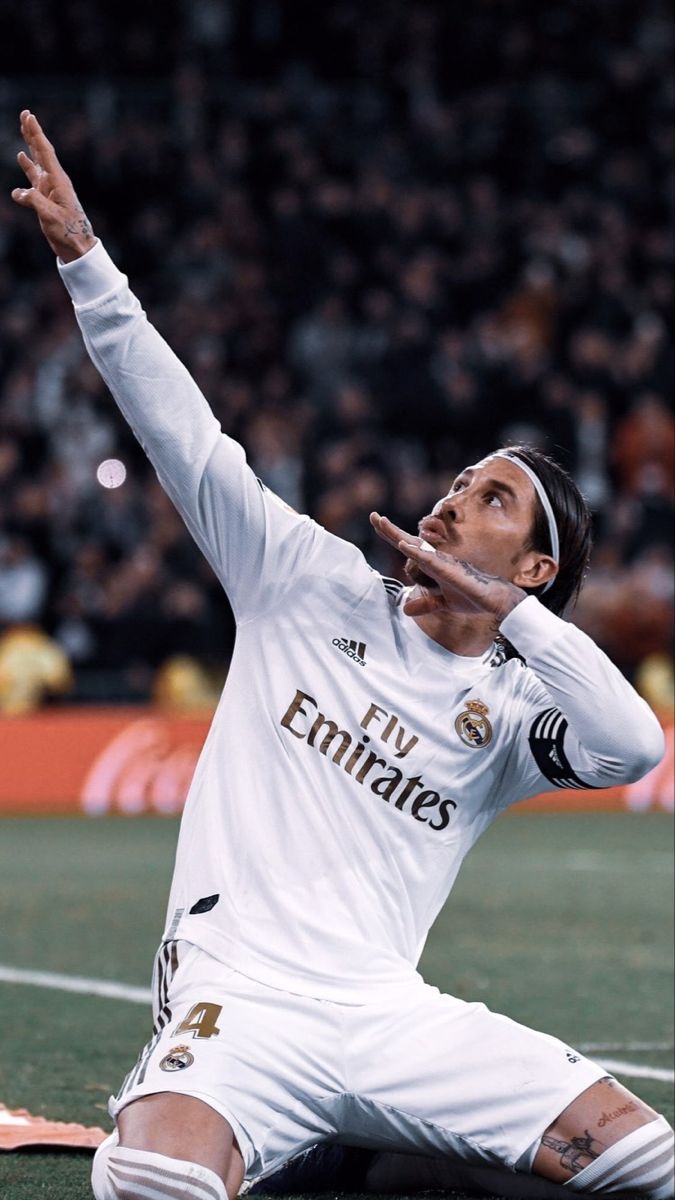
left=0, top=707, right=672, bottom=816
left=0, top=708, right=207, bottom=816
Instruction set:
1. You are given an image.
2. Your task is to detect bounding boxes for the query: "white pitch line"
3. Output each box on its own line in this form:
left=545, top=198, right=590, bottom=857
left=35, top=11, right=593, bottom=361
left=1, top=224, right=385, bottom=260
left=563, top=852, right=673, bottom=873
left=0, top=965, right=151, bottom=1005
left=594, top=1057, right=674, bottom=1084
left=1, top=966, right=673, bottom=1085
left=581, top=1041, right=674, bottom=1053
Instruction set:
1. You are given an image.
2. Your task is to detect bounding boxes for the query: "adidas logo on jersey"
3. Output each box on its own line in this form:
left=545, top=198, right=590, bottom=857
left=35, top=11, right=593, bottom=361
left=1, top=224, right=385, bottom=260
left=332, top=636, right=367, bottom=667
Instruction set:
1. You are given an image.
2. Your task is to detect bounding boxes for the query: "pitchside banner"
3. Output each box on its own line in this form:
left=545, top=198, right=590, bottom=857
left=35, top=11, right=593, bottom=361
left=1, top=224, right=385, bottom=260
left=0, top=707, right=672, bottom=816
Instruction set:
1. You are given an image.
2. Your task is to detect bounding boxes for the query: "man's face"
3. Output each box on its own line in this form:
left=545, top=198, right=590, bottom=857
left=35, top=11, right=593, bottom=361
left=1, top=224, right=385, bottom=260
left=411, top=456, right=541, bottom=588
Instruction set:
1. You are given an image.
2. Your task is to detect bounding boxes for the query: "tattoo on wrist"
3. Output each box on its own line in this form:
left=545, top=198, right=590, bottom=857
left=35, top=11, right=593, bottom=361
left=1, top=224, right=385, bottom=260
left=63, top=215, right=93, bottom=242
left=541, top=1130, right=602, bottom=1175
left=76, top=202, right=92, bottom=234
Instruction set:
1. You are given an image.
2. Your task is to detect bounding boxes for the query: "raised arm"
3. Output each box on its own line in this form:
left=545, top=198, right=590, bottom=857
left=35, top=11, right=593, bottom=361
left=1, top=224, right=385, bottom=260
left=12, top=110, right=97, bottom=261
left=12, top=111, right=334, bottom=622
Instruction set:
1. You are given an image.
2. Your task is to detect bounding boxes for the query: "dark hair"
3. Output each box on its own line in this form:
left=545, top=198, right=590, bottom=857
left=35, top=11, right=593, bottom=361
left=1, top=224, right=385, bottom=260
left=501, top=444, right=593, bottom=617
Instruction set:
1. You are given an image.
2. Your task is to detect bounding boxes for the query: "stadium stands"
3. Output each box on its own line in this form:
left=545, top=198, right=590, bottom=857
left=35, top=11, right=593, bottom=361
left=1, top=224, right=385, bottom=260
left=0, top=0, right=672, bottom=703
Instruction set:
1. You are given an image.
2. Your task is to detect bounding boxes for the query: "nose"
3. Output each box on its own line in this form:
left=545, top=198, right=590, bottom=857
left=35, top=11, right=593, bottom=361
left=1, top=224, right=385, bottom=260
left=437, top=494, right=461, bottom=524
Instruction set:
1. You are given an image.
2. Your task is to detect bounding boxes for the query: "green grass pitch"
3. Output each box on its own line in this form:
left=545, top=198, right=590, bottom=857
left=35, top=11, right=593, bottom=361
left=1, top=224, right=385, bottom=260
left=0, top=812, right=672, bottom=1199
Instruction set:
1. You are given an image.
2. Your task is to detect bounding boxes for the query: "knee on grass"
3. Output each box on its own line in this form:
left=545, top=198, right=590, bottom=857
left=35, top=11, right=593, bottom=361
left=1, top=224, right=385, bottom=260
left=563, top=1115, right=673, bottom=1198
left=92, top=1132, right=229, bottom=1200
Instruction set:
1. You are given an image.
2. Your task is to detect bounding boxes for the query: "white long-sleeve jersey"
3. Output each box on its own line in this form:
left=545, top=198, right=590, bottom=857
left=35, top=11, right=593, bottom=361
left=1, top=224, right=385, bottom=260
left=59, top=242, right=664, bottom=1003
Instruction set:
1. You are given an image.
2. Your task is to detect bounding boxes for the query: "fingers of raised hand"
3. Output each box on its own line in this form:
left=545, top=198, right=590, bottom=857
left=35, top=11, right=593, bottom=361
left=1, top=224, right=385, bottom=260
left=17, top=149, right=49, bottom=192
left=10, top=182, right=58, bottom=220
left=20, top=111, right=61, bottom=173
left=20, top=111, right=43, bottom=169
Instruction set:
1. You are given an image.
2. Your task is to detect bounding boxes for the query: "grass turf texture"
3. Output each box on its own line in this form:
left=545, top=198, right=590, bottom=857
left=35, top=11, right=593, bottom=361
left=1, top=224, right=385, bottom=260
left=0, top=813, right=672, bottom=1200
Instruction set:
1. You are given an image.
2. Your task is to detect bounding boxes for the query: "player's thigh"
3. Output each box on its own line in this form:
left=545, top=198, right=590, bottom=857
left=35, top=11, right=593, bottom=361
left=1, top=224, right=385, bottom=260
left=117, top=1091, right=243, bottom=1186
left=533, top=1076, right=659, bottom=1183
left=349, top=983, right=608, bottom=1170
left=110, top=941, right=343, bottom=1181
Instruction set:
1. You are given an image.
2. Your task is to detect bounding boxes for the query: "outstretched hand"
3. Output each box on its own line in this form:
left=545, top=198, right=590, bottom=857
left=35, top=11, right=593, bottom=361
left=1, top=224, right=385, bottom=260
left=369, top=511, right=526, bottom=624
left=11, top=110, right=96, bottom=262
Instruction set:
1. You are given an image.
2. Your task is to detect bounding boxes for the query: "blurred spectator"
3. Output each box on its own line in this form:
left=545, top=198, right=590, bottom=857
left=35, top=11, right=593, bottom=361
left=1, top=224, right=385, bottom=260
left=0, top=536, right=48, bottom=624
left=636, top=653, right=674, bottom=715
left=612, top=393, right=674, bottom=499
left=153, top=655, right=221, bottom=713
left=0, top=625, right=73, bottom=715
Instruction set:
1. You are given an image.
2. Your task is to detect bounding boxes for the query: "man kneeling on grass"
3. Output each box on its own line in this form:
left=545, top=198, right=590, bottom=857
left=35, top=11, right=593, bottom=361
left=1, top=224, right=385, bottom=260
left=13, top=110, right=673, bottom=1200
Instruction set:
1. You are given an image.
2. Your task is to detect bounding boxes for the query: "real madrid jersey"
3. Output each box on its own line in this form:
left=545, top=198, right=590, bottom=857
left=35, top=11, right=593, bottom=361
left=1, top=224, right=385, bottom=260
left=58, top=243, right=664, bottom=1002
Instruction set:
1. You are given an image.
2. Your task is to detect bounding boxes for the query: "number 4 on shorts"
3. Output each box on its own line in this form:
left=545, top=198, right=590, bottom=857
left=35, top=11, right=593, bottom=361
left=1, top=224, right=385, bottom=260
left=172, top=1002, right=222, bottom=1039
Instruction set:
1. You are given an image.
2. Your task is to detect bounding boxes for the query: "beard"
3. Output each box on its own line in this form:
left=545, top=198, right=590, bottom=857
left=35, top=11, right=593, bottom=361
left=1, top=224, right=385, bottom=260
left=404, top=557, right=439, bottom=590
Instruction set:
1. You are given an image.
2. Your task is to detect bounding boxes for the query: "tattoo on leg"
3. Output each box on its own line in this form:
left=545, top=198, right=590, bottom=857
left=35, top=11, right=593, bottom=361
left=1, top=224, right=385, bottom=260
left=597, top=1101, right=637, bottom=1127
left=541, top=1130, right=602, bottom=1175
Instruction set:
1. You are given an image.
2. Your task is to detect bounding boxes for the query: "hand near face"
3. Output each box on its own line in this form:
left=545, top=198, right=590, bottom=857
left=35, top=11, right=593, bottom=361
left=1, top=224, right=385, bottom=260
left=12, top=110, right=96, bottom=262
left=370, top=512, right=527, bottom=624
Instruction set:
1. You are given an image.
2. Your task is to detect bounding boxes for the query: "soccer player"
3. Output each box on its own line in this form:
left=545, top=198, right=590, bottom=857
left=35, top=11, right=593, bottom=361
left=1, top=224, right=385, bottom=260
left=13, top=111, right=674, bottom=1200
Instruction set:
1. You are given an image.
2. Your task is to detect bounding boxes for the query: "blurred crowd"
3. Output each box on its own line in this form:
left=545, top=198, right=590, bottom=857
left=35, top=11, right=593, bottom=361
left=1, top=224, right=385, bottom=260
left=0, top=0, right=673, bottom=708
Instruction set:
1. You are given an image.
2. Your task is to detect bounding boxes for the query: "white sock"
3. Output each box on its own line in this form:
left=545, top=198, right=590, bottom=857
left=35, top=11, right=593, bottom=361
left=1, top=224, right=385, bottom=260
left=563, top=1116, right=674, bottom=1197
left=93, top=1139, right=228, bottom=1200
left=92, top=1132, right=119, bottom=1200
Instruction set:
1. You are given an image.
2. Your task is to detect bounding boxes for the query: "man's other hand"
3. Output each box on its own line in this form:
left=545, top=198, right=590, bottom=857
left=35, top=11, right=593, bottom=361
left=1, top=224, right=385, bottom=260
left=370, top=511, right=526, bottom=625
left=12, top=110, right=96, bottom=262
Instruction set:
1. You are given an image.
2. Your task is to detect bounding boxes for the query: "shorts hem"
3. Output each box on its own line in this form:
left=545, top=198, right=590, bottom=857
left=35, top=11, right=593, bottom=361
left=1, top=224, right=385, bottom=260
left=507, top=1059, right=611, bottom=1170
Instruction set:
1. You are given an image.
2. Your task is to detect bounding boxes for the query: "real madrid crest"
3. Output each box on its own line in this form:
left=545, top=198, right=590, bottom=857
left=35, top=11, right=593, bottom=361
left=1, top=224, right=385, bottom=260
left=455, top=699, right=493, bottom=749
left=159, top=1044, right=194, bottom=1072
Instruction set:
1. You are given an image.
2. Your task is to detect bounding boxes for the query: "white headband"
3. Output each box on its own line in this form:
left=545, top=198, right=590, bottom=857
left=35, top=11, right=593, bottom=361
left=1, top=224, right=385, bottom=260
left=489, top=452, right=559, bottom=592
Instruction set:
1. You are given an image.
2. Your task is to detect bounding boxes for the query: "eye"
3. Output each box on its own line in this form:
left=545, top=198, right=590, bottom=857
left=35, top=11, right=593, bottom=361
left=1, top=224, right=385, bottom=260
left=485, top=492, right=503, bottom=507
left=451, top=479, right=467, bottom=492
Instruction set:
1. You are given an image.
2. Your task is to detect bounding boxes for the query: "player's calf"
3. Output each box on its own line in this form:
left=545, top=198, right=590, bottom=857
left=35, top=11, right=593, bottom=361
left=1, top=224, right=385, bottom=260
left=534, top=1078, right=673, bottom=1197
left=245, top=1142, right=374, bottom=1193
left=93, top=1093, right=244, bottom=1200
left=560, top=1117, right=673, bottom=1197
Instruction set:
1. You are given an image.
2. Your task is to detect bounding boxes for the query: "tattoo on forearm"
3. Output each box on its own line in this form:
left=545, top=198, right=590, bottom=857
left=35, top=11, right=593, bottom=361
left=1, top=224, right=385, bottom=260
left=454, top=557, right=519, bottom=631
left=456, top=558, right=503, bottom=587
left=541, top=1130, right=602, bottom=1174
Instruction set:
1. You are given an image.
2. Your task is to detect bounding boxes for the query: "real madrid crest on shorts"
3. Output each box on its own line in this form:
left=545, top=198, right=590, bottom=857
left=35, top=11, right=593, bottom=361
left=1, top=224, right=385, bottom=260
left=159, top=1044, right=194, bottom=1072
left=455, top=699, right=492, bottom=749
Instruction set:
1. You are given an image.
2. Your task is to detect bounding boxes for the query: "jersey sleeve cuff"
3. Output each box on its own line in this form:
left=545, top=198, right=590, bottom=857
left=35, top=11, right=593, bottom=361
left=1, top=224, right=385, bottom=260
left=499, top=595, right=568, bottom=657
left=57, top=240, right=127, bottom=307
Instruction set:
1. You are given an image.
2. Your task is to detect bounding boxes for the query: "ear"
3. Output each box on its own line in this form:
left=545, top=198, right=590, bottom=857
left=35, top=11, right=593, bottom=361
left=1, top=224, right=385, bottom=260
left=512, top=551, right=558, bottom=591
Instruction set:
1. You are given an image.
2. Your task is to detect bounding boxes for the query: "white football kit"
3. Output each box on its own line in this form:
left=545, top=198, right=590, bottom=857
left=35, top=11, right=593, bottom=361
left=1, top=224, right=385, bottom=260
left=59, top=243, right=664, bottom=1185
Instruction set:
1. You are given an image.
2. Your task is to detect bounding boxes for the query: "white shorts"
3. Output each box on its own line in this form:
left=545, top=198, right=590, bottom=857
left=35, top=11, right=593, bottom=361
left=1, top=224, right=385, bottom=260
left=110, top=940, right=608, bottom=1185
